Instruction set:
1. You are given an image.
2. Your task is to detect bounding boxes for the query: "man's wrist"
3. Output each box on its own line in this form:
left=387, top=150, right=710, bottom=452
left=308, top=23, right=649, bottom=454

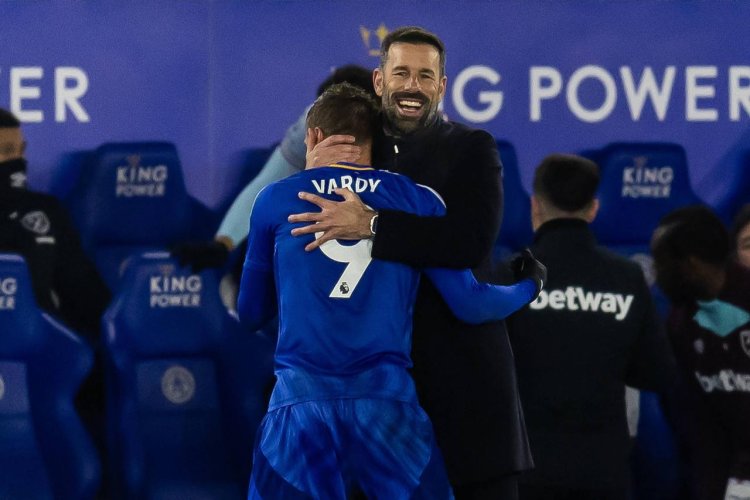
left=369, top=213, right=379, bottom=237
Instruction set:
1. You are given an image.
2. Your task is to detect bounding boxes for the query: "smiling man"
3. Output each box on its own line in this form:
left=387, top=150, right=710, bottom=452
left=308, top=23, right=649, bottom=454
left=291, top=27, right=529, bottom=499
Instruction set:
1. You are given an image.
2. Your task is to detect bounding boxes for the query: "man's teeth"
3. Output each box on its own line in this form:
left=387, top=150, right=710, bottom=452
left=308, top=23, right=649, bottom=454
left=398, top=99, right=423, bottom=109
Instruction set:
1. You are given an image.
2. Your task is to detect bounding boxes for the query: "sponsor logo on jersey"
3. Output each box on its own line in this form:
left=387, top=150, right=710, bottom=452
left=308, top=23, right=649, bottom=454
left=115, top=154, right=168, bottom=197
left=694, top=339, right=705, bottom=355
left=161, top=365, right=195, bottom=404
left=0, top=278, right=17, bottom=310
left=695, top=369, right=750, bottom=393
left=9, top=171, right=26, bottom=189
left=741, top=330, right=750, bottom=359
left=529, top=286, right=634, bottom=321
left=20, top=210, right=51, bottom=235
left=149, top=273, right=202, bottom=308
left=621, top=156, right=673, bottom=199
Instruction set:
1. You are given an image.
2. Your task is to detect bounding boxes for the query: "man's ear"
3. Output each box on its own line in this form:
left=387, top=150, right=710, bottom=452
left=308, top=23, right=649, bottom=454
left=373, top=68, right=384, bottom=97
left=585, top=198, right=600, bottom=223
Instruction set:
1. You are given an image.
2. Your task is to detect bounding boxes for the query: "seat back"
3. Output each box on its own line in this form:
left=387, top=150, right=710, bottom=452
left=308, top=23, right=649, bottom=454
left=591, top=143, right=703, bottom=247
left=67, top=142, right=194, bottom=288
left=103, top=252, right=273, bottom=498
left=0, top=254, right=99, bottom=499
left=495, top=140, right=533, bottom=259
left=631, top=390, right=681, bottom=500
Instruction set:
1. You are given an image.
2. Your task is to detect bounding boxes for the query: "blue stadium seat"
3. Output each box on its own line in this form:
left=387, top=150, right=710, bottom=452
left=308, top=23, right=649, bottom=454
left=631, top=390, right=681, bottom=500
left=102, top=252, right=274, bottom=499
left=67, top=142, right=217, bottom=289
left=214, top=145, right=276, bottom=218
left=713, top=150, right=750, bottom=225
left=494, top=140, right=533, bottom=260
left=0, top=253, right=100, bottom=499
left=590, top=143, right=703, bottom=249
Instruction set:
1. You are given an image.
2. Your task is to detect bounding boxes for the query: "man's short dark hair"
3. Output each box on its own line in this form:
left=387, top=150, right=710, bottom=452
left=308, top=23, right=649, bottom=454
left=532, top=154, right=600, bottom=212
left=379, top=26, right=446, bottom=77
left=653, top=205, right=729, bottom=266
left=0, top=108, right=21, bottom=128
left=317, top=65, right=376, bottom=99
left=306, top=83, right=379, bottom=146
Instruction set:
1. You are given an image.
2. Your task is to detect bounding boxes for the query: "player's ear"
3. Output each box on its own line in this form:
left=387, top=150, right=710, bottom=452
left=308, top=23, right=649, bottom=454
left=305, top=128, right=316, bottom=154
left=314, top=127, right=325, bottom=143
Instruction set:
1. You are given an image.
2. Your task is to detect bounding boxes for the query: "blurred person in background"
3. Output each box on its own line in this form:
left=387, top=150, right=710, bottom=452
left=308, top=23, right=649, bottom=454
left=731, top=203, right=750, bottom=269
left=507, top=154, right=676, bottom=500
left=0, top=107, right=110, bottom=496
left=652, top=205, right=750, bottom=499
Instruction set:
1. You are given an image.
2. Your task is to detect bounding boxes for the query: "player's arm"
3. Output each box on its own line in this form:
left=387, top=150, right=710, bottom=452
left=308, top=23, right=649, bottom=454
left=236, top=187, right=278, bottom=331
left=290, top=130, right=501, bottom=269
left=424, top=250, right=545, bottom=324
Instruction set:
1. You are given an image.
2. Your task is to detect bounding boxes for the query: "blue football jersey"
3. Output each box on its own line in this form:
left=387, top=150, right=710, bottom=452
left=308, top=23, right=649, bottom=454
left=242, top=163, right=446, bottom=406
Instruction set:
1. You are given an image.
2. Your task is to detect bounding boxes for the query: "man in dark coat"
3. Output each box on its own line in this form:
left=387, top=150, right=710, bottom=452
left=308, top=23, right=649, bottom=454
left=290, top=26, right=531, bottom=499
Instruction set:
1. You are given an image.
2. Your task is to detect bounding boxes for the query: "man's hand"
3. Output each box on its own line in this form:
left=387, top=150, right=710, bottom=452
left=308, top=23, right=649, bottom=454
left=288, top=188, right=376, bottom=252
left=511, top=248, right=547, bottom=300
left=305, top=128, right=361, bottom=168
left=170, top=238, right=232, bottom=272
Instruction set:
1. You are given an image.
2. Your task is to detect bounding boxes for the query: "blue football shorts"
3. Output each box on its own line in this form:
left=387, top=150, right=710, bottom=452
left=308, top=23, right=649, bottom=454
left=247, top=398, right=454, bottom=499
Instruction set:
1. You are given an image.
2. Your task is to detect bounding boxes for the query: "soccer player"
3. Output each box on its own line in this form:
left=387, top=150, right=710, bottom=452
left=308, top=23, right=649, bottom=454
left=652, top=206, right=750, bottom=499
left=238, top=83, right=545, bottom=499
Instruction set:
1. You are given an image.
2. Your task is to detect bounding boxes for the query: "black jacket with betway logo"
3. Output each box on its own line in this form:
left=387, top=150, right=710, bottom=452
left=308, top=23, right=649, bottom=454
left=0, top=187, right=110, bottom=341
left=507, top=218, right=675, bottom=489
left=371, top=117, right=534, bottom=485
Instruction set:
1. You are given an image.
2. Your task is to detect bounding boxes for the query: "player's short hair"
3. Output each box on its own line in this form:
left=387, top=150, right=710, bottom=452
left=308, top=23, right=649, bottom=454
left=0, top=108, right=21, bottom=128
left=532, top=154, right=600, bottom=212
left=380, top=26, right=446, bottom=77
left=306, top=83, right=379, bottom=146
left=317, top=65, right=376, bottom=99
left=653, top=205, right=729, bottom=266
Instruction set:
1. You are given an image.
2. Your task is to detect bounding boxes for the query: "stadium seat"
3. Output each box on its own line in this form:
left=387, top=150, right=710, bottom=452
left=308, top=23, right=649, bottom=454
left=214, top=145, right=276, bottom=218
left=590, top=142, right=703, bottom=249
left=0, top=253, right=100, bottom=499
left=631, top=390, right=681, bottom=500
left=67, top=142, right=218, bottom=289
left=494, top=140, right=533, bottom=260
left=102, top=252, right=274, bottom=499
left=713, top=149, right=750, bottom=225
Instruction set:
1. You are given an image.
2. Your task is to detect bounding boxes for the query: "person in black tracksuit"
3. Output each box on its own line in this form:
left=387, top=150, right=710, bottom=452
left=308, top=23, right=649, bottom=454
left=289, top=27, right=533, bottom=499
left=652, top=205, right=750, bottom=499
left=506, top=154, right=676, bottom=500
left=0, top=108, right=111, bottom=495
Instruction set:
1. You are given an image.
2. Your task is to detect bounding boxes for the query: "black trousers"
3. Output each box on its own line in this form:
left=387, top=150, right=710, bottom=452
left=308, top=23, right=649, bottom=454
left=453, top=475, right=519, bottom=500
left=518, top=483, right=628, bottom=500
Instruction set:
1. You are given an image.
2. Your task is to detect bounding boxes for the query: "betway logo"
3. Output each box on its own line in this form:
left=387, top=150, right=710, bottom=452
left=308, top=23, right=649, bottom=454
left=695, top=369, right=750, bottom=393
left=529, top=286, right=634, bottom=321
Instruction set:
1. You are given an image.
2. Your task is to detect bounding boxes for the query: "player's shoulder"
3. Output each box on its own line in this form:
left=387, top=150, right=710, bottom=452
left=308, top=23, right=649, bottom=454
left=376, top=169, right=445, bottom=208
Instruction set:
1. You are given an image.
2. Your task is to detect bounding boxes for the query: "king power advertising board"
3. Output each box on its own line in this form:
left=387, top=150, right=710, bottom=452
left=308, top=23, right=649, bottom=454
left=1, top=1, right=749, bottom=217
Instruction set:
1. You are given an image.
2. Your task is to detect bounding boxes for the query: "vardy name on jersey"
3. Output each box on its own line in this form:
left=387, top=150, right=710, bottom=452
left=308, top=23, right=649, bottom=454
left=311, top=175, right=382, bottom=195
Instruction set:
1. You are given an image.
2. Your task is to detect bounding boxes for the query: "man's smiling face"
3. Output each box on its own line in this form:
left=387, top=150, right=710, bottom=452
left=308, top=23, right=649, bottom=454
left=374, top=42, right=446, bottom=134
